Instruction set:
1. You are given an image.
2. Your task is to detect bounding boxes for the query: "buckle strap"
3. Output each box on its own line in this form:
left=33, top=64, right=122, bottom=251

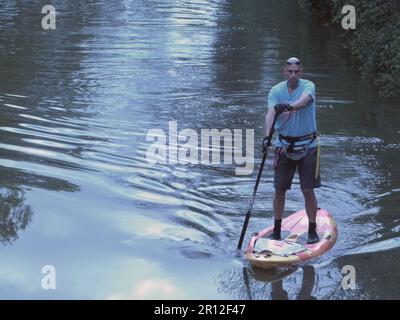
left=279, top=132, right=317, bottom=143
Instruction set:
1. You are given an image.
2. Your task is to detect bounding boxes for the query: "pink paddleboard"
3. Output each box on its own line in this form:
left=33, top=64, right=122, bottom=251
left=245, top=209, right=338, bottom=269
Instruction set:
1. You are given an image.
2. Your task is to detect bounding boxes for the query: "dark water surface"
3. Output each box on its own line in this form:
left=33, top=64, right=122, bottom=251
left=0, top=0, right=399, bottom=299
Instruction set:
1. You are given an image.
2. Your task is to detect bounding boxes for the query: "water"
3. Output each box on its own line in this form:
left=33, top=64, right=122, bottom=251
left=0, top=0, right=399, bottom=299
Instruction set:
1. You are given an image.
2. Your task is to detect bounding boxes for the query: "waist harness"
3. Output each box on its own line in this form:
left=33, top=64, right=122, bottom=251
left=278, top=132, right=317, bottom=153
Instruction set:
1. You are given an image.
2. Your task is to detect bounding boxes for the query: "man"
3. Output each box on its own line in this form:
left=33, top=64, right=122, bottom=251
left=264, top=57, right=320, bottom=244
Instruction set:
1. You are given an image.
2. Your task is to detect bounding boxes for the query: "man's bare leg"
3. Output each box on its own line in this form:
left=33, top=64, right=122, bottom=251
left=271, top=189, right=286, bottom=240
left=302, top=189, right=319, bottom=244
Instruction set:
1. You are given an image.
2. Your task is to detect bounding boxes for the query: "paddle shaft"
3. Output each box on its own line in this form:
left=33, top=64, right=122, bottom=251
left=236, top=152, right=267, bottom=250
left=237, top=113, right=278, bottom=250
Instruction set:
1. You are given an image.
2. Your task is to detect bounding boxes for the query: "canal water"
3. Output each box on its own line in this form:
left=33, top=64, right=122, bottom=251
left=0, top=0, right=399, bottom=299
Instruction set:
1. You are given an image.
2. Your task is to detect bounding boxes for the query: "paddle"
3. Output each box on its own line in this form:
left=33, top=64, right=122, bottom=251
left=237, top=112, right=279, bottom=250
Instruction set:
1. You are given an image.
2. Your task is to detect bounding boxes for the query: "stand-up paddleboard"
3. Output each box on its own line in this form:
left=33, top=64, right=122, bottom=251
left=246, top=209, right=337, bottom=269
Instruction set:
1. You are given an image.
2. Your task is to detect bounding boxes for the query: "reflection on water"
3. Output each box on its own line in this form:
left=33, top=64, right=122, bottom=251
left=0, top=0, right=399, bottom=299
left=217, top=263, right=320, bottom=300
left=0, top=189, right=33, bottom=245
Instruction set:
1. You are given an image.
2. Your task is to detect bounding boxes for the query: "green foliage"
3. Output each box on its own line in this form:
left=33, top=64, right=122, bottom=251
left=298, top=0, right=400, bottom=98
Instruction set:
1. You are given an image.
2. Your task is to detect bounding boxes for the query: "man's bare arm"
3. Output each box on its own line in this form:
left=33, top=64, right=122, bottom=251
left=265, top=107, right=276, bottom=136
left=291, top=92, right=313, bottom=110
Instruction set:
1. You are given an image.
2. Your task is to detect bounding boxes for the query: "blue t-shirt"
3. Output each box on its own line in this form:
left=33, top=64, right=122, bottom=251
left=267, top=79, right=317, bottom=148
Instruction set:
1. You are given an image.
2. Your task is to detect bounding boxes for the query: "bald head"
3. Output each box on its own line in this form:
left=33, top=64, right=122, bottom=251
left=283, top=57, right=303, bottom=87
left=285, top=57, right=301, bottom=66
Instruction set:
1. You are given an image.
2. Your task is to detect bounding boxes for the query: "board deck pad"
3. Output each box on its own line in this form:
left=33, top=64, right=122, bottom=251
left=245, top=209, right=338, bottom=269
left=254, top=238, right=308, bottom=256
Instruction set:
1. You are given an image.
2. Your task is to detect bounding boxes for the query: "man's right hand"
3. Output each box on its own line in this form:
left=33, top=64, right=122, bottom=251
left=274, top=104, right=293, bottom=114
left=262, top=136, right=272, bottom=153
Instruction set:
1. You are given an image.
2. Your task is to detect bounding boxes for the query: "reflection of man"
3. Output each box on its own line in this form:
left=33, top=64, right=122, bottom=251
left=264, top=57, right=320, bottom=244
left=298, top=266, right=317, bottom=300
left=270, top=266, right=317, bottom=300
left=271, top=279, right=289, bottom=300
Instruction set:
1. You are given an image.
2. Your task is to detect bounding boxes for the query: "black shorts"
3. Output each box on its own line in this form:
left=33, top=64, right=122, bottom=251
left=274, top=147, right=321, bottom=190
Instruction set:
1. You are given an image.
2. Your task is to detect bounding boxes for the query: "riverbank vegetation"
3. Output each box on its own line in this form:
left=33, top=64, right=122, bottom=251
left=298, top=0, right=400, bottom=98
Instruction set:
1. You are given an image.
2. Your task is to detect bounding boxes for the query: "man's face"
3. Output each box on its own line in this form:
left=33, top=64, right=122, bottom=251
left=284, top=65, right=302, bottom=85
